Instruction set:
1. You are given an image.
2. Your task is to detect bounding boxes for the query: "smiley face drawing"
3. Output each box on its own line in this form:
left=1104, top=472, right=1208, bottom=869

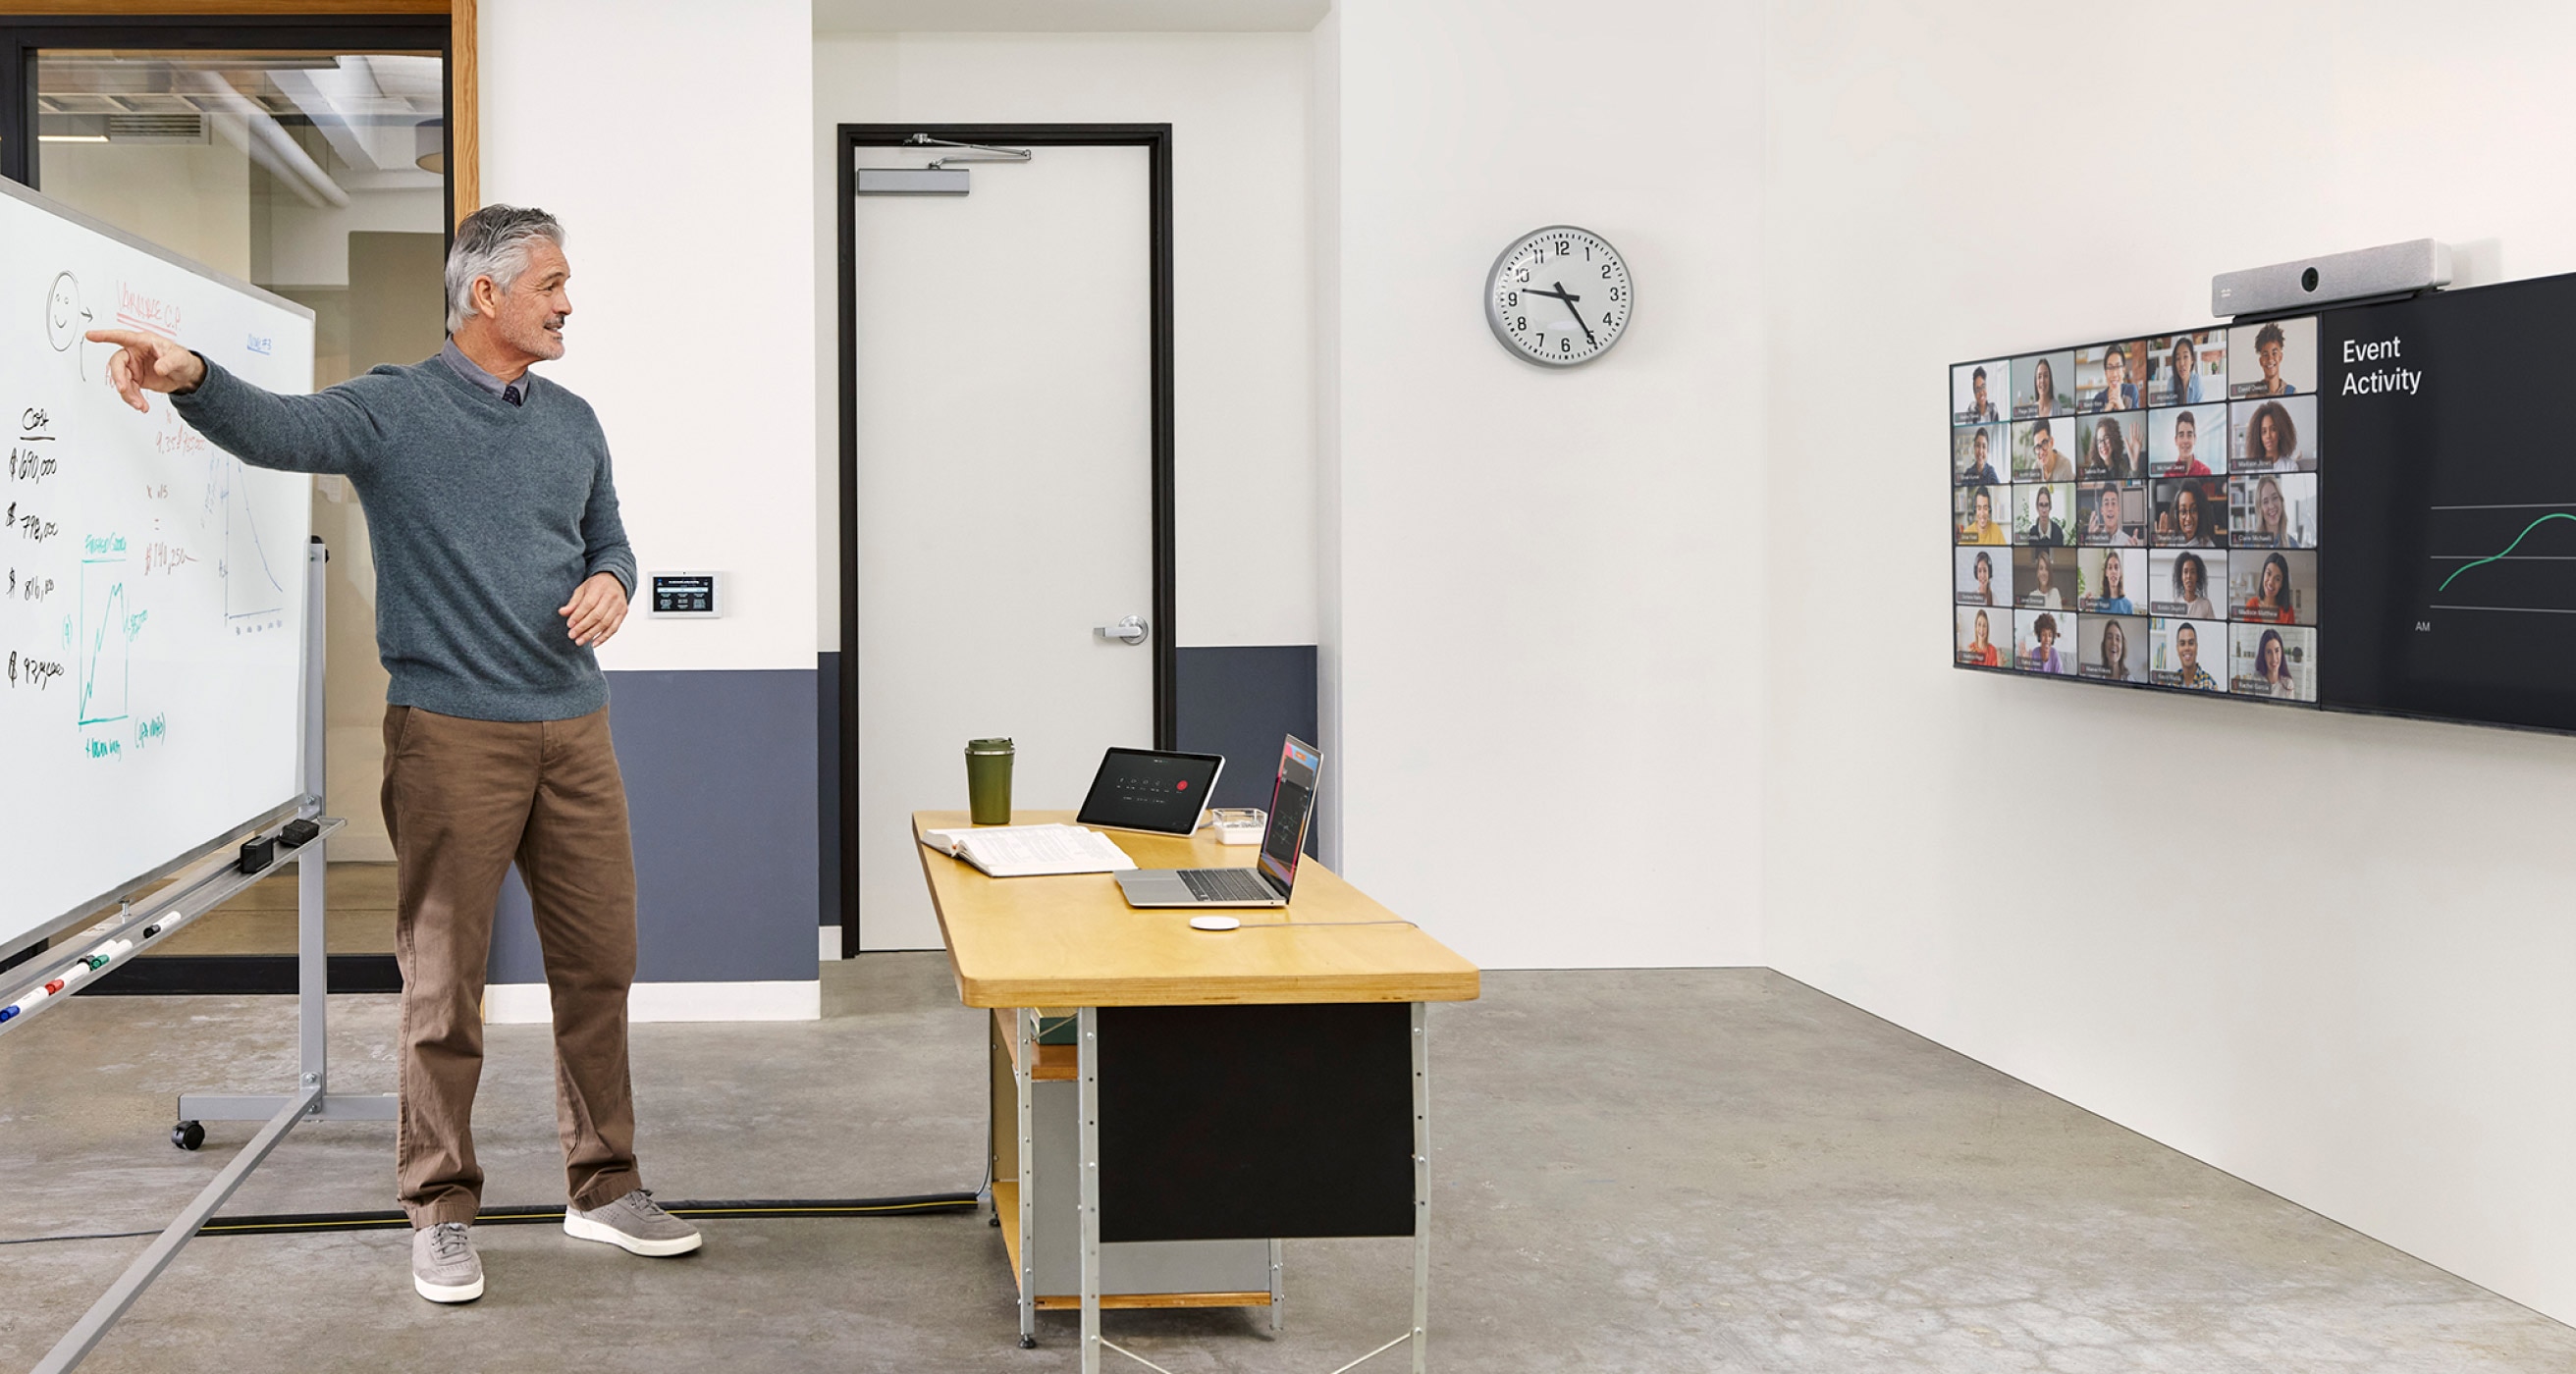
left=46, top=272, right=87, bottom=350
left=45, top=272, right=100, bottom=380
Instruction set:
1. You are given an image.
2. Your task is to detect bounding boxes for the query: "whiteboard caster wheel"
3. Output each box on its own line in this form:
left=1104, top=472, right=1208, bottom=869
left=172, top=1121, right=205, bottom=1151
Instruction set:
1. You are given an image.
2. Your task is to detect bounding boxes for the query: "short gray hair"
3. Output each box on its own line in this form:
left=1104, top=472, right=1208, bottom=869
left=444, top=204, right=565, bottom=334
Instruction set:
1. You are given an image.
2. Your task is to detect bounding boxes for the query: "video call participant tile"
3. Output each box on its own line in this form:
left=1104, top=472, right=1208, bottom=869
left=1957, top=605, right=2011, bottom=668
left=2229, top=395, right=2319, bottom=473
left=2227, top=549, right=2315, bottom=624
left=2014, top=545, right=2074, bottom=611
left=2012, top=417, right=2076, bottom=483
left=2149, top=549, right=2227, bottom=618
left=2147, top=331, right=2224, bottom=406
left=2015, top=483, right=2074, bottom=546
left=2148, top=404, right=2226, bottom=477
left=2013, top=349, right=2074, bottom=420
left=2076, top=412, right=2144, bottom=481
left=1954, top=423, right=2006, bottom=484
left=1957, top=546, right=2008, bottom=607
left=2150, top=476, right=2227, bottom=549
left=2075, top=341, right=2147, bottom=413
left=1956, top=484, right=2009, bottom=545
left=2014, top=608, right=2076, bottom=675
left=2076, top=547, right=2144, bottom=613
left=2227, top=315, right=2317, bottom=398
left=2228, top=472, right=2318, bottom=549
left=2076, top=612, right=2150, bottom=683
left=2149, top=616, right=2227, bottom=692
left=2076, top=481, right=2148, bottom=547
left=1953, top=360, right=2007, bottom=425
left=2229, top=622, right=2317, bottom=701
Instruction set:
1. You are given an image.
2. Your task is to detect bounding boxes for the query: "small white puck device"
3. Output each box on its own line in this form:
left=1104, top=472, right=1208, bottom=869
left=1188, top=915, right=1241, bottom=932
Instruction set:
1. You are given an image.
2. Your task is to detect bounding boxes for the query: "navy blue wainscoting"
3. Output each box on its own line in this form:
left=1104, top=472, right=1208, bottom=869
left=490, top=668, right=821, bottom=986
left=1173, top=646, right=1319, bottom=828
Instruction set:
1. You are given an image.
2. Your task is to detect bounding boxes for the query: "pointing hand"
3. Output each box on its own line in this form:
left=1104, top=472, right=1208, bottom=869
left=84, top=329, right=206, bottom=414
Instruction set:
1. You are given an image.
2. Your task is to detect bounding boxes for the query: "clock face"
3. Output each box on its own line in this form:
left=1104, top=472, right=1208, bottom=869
left=1485, top=226, right=1632, bottom=367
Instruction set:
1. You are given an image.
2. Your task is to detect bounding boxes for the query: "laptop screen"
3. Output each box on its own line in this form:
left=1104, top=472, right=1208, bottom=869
left=1258, top=735, right=1322, bottom=893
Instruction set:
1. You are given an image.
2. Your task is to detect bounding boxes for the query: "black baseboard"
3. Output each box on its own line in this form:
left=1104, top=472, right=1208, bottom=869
left=78, top=954, right=404, bottom=995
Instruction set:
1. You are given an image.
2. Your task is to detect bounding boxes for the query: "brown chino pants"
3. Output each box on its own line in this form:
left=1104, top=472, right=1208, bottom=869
left=382, top=704, right=643, bottom=1227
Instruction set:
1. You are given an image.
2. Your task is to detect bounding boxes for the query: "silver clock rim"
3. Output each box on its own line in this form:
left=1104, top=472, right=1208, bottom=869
left=1484, top=223, right=1630, bottom=369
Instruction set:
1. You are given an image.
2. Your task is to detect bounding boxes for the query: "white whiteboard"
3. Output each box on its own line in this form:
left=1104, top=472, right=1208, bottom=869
left=1, top=178, right=317, bottom=955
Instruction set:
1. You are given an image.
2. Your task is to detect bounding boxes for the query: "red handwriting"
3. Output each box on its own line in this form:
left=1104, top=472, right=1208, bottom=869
left=116, top=283, right=182, bottom=338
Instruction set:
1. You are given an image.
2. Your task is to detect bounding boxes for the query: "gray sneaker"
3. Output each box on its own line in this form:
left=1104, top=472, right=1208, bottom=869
left=564, top=1189, right=702, bottom=1257
left=412, top=1222, right=483, bottom=1303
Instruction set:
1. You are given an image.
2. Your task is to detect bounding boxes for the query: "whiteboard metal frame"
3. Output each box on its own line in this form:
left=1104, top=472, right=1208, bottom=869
left=0, top=173, right=320, bottom=966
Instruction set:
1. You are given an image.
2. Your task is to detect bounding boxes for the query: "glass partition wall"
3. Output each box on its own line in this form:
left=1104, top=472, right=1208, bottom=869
left=6, top=26, right=451, bottom=983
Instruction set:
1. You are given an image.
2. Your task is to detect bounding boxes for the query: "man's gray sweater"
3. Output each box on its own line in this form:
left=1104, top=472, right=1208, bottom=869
left=173, top=356, right=636, bottom=722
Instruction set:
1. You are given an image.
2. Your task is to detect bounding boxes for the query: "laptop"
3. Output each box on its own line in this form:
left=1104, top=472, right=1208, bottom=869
left=1114, top=735, right=1319, bottom=908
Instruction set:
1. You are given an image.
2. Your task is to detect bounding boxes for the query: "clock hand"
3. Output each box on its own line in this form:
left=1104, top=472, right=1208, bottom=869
left=1525, top=285, right=1580, bottom=304
left=1551, top=281, right=1597, bottom=345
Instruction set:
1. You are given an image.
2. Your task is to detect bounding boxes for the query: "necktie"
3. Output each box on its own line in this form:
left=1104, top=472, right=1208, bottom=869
left=504, top=385, right=522, bottom=407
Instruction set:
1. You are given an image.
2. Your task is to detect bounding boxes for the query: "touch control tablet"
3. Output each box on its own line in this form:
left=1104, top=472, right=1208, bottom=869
left=1075, top=748, right=1224, bottom=836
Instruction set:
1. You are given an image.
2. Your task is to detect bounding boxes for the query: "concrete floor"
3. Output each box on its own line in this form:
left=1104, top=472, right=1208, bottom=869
left=4, top=959, right=2573, bottom=1372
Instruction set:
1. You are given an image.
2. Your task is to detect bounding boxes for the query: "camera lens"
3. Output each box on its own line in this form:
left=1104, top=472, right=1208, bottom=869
left=2301, top=267, right=2320, bottom=291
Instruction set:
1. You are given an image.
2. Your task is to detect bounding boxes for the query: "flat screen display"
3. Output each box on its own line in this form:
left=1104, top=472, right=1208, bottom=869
left=1076, top=748, right=1224, bottom=836
left=1959, top=270, right=2576, bottom=736
left=2319, top=274, right=2576, bottom=732
left=1954, top=319, right=2321, bottom=703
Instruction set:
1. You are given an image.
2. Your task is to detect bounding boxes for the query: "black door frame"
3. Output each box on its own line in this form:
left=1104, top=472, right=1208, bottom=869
left=2, top=15, right=453, bottom=995
left=834, top=124, right=1177, bottom=953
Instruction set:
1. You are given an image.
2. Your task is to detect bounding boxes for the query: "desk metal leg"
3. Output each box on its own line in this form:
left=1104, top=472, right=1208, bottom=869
left=1078, top=1006, right=1102, bottom=1374
left=1016, top=1007, right=1038, bottom=1348
left=1269, top=1237, right=1284, bottom=1333
left=1412, top=1000, right=1430, bottom=1374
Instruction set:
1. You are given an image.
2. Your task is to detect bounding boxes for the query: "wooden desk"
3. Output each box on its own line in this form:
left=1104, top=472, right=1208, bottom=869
left=915, top=811, right=1479, bottom=1373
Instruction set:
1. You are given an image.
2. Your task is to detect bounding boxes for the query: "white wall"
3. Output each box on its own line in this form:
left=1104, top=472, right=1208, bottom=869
left=811, top=30, right=1317, bottom=653
left=1763, top=0, right=2576, bottom=1323
left=481, top=0, right=818, bottom=673
left=1326, top=0, right=1767, bottom=969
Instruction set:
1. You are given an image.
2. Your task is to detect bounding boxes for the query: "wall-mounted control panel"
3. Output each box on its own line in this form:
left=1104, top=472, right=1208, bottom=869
left=648, top=572, right=723, bottom=618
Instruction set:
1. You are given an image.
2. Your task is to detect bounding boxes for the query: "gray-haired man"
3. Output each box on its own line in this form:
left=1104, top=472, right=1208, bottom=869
left=89, top=205, right=700, bottom=1304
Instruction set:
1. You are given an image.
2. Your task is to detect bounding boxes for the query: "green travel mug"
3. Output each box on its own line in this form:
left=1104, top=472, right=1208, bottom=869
left=965, top=738, right=1014, bottom=825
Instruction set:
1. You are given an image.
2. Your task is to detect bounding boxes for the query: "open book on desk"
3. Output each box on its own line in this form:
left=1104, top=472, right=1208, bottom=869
left=918, top=823, right=1138, bottom=878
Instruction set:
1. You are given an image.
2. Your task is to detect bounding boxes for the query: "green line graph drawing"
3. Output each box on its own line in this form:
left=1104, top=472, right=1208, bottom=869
left=2437, top=511, right=2576, bottom=592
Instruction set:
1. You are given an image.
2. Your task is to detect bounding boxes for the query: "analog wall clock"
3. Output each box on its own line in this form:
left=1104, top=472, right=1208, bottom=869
left=1485, top=225, right=1632, bottom=367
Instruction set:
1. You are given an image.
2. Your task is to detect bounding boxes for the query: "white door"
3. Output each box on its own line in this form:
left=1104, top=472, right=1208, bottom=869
left=852, top=144, right=1154, bottom=951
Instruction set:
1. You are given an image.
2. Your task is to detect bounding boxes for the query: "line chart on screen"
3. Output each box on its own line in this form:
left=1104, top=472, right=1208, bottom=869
left=2427, top=503, right=2576, bottom=613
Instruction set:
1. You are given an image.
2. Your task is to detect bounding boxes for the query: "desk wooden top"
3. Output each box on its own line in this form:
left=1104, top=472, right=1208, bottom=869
left=915, top=810, right=1480, bottom=1009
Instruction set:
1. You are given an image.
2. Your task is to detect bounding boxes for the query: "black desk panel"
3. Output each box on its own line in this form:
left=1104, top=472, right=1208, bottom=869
left=1099, top=1001, right=1415, bottom=1242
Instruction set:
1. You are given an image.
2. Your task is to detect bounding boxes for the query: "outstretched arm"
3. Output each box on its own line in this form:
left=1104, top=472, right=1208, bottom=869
left=85, top=328, right=381, bottom=476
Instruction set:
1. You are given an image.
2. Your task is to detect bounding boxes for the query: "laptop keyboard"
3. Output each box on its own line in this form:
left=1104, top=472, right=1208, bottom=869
left=1179, top=868, right=1275, bottom=903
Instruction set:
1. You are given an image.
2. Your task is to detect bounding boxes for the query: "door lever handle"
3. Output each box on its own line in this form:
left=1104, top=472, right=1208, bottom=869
left=1093, top=615, right=1150, bottom=646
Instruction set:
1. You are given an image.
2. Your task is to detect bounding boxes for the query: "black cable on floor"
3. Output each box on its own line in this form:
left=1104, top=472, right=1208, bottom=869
left=0, top=1193, right=981, bottom=1245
